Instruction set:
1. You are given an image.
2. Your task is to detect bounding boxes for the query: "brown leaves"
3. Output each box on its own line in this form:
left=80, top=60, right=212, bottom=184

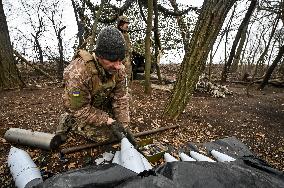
left=0, top=63, right=283, bottom=186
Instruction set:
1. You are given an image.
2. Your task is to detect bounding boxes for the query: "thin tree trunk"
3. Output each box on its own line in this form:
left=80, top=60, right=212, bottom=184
left=138, top=0, right=147, bottom=23
left=71, top=0, right=84, bottom=47
left=153, top=0, right=162, bottom=83
left=79, top=0, right=105, bottom=50
left=252, top=31, right=264, bottom=77
left=208, top=49, right=213, bottom=82
left=259, top=45, right=284, bottom=89
left=239, top=24, right=252, bottom=76
left=91, top=0, right=104, bottom=42
left=144, top=0, right=153, bottom=94
left=255, top=16, right=279, bottom=76
left=221, top=0, right=257, bottom=83
left=57, top=26, right=66, bottom=80
left=169, top=0, right=190, bottom=52
left=164, top=0, right=236, bottom=119
left=230, top=24, right=248, bottom=73
left=31, top=17, right=44, bottom=65
left=267, top=40, right=277, bottom=67
left=212, top=4, right=236, bottom=60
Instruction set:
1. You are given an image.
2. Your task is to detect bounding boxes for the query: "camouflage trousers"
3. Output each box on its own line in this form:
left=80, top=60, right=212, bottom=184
left=124, top=56, right=133, bottom=106
left=124, top=56, right=132, bottom=86
left=56, top=112, right=115, bottom=142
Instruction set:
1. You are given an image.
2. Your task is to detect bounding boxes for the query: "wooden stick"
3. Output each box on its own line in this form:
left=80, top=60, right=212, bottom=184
left=60, top=124, right=179, bottom=154
left=134, top=124, right=178, bottom=137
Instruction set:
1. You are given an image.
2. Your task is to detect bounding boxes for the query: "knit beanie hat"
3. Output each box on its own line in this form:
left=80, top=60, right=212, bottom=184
left=95, top=26, right=126, bottom=61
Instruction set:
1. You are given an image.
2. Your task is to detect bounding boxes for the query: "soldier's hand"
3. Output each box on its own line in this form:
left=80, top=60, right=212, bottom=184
left=107, top=117, right=116, bottom=125
left=111, top=121, right=125, bottom=140
left=111, top=121, right=137, bottom=147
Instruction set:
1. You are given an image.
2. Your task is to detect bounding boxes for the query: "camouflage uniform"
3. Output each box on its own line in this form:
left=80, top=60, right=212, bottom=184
left=133, top=39, right=145, bottom=57
left=58, top=50, right=130, bottom=142
left=122, top=31, right=132, bottom=82
left=117, top=16, right=132, bottom=82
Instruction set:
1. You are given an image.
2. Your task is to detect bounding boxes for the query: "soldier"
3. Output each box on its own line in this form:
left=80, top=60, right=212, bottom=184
left=57, top=26, right=134, bottom=143
left=117, top=15, right=132, bottom=83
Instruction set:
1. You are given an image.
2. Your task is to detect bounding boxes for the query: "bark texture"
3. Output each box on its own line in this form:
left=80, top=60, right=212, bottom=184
left=0, top=1, right=24, bottom=90
left=164, top=0, right=236, bottom=118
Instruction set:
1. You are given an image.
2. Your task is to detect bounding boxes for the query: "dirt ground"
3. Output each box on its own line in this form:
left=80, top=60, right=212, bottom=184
left=0, top=65, right=283, bottom=187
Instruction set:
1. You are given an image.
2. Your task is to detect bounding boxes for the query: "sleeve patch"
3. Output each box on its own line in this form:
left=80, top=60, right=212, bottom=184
left=70, top=90, right=84, bottom=109
left=72, top=91, right=80, bottom=96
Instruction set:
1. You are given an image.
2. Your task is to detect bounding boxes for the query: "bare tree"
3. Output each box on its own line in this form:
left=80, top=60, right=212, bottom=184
left=221, top=0, right=257, bottom=83
left=20, top=0, right=46, bottom=64
left=42, top=0, right=66, bottom=80
left=255, top=16, right=280, bottom=76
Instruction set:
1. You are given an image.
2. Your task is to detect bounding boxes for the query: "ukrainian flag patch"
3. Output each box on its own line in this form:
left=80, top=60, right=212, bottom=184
left=72, top=91, right=80, bottom=97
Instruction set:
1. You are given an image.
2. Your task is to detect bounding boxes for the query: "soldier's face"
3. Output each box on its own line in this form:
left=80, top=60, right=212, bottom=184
left=120, top=22, right=129, bottom=31
left=98, top=58, right=122, bottom=74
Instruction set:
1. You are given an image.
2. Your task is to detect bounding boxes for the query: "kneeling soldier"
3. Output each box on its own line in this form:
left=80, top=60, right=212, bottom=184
left=57, top=26, right=134, bottom=143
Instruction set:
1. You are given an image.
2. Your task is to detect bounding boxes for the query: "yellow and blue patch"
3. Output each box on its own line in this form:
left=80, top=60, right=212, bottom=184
left=72, top=91, right=80, bottom=97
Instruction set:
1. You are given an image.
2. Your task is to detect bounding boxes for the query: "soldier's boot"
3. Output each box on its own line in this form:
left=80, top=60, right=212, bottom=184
left=56, top=112, right=76, bottom=142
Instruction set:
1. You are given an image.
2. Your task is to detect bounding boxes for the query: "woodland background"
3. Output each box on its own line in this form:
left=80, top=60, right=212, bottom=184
left=0, top=0, right=283, bottom=187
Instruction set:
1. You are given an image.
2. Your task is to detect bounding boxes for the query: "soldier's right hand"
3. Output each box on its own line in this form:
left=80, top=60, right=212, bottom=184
left=111, top=121, right=137, bottom=147
left=107, top=117, right=116, bottom=125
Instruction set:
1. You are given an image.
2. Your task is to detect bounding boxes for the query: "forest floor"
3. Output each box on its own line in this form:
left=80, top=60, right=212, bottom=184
left=0, top=64, right=283, bottom=187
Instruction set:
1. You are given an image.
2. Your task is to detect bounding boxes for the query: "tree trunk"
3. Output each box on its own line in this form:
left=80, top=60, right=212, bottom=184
left=221, top=0, right=257, bottom=83
left=153, top=0, right=162, bottom=83
left=208, top=49, right=213, bottom=81
left=57, top=26, right=66, bottom=80
left=251, top=31, right=264, bottom=77
left=211, top=4, right=236, bottom=63
left=90, top=0, right=104, bottom=45
left=144, top=0, right=153, bottom=94
left=259, top=45, right=284, bottom=90
left=279, top=59, right=284, bottom=80
left=230, top=24, right=248, bottom=73
left=0, top=1, right=24, bottom=90
left=164, top=0, right=236, bottom=119
left=169, top=0, right=190, bottom=52
left=71, top=0, right=84, bottom=47
left=32, top=31, right=44, bottom=64
left=239, top=24, right=252, bottom=76
left=255, top=16, right=279, bottom=76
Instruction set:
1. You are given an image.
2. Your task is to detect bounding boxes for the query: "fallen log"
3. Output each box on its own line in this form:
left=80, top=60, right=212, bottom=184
left=61, top=124, right=179, bottom=154
left=230, top=79, right=284, bottom=87
left=13, top=50, right=56, bottom=81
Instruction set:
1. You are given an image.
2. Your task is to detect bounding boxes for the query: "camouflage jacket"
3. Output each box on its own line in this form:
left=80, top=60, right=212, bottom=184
left=122, top=31, right=132, bottom=59
left=63, top=50, right=130, bottom=126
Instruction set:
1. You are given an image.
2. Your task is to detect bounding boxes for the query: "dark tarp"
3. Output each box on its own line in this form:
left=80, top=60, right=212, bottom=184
left=202, top=136, right=254, bottom=158
left=36, top=137, right=284, bottom=188
left=37, top=160, right=284, bottom=188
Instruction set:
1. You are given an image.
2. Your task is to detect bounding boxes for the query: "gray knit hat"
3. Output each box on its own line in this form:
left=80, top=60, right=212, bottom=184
left=95, top=26, right=126, bottom=61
